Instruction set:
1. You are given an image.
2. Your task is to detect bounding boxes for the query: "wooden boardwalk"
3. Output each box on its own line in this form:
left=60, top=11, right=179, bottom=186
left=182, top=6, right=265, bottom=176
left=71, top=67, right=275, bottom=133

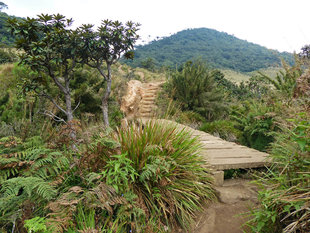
left=154, top=119, right=270, bottom=171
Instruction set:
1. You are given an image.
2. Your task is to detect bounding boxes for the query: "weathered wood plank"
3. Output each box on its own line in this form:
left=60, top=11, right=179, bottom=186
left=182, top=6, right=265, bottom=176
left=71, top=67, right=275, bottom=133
left=153, top=119, right=270, bottom=171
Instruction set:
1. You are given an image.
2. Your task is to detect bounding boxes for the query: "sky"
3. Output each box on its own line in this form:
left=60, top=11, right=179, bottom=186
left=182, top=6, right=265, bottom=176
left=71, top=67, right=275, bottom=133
left=5, top=0, right=310, bottom=53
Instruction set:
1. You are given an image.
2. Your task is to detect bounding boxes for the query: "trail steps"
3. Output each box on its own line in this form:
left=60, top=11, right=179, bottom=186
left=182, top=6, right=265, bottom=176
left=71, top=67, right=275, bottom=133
left=137, top=82, right=163, bottom=118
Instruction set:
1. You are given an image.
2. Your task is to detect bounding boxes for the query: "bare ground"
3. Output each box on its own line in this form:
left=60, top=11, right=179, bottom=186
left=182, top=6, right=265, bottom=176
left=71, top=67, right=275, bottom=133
left=190, top=178, right=259, bottom=233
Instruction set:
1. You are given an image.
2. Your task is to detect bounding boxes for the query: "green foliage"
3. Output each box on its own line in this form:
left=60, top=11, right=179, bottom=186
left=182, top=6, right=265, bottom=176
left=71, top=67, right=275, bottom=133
left=115, top=121, right=215, bottom=230
left=165, top=60, right=227, bottom=121
left=0, top=11, right=19, bottom=46
left=247, top=113, right=310, bottom=232
left=199, top=120, right=241, bottom=142
left=259, top=59, right=302, bottom=99
left=69, top=121, right=215, bottom=232
left=0, top=48, right=18, bottom=64
left=123, top=28, right=294, bottom=72
left=74, top=205, right=96, bottom=231
left=24, top=217, right=47, bottom=233
left=0, top=136, right=70, bottom=231
left=78, top=20, right=140, bottom=66
left=231, top=101, right=278, bottom=151
left=102, top=153, right=138, bottom=193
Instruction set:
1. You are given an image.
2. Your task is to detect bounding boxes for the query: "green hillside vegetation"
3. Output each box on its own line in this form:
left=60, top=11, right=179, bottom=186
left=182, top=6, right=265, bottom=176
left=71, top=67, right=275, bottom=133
left=0, top=9, right=309, bottom=233
left=0, top=12, right=19, bottom=46
left=123, top=28, right=294, bottom=72
left=221, top=69, right=251, bottom=83
left=221, top=66, right=284, bottom=83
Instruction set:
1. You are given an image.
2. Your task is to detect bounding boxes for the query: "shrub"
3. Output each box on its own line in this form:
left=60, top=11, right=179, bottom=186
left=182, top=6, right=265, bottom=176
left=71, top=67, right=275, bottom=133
left=199, top=120, right=241, bottom=142
left=231, top=100, right=279, bottom=151
left=0, top=136, right=70, bottom=232
left=165, top=60, right=227, bottom=121
left=68, top=121, right=215, bottom=232
left=0, top=48, right=18, bottom=64
left=247, top=112, right=310, bottom=232
left=114, top=120, right=215, bottom=231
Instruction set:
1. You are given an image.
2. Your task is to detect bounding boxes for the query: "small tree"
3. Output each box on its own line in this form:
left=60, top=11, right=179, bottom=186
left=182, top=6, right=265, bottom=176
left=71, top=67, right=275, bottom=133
left=78, top=20, right=140, bottom=127
left=8, top=14, right=84, bottom=139
left=0, top=2, right=7, bottom=11
left=166, top=60, right=227, bottom=121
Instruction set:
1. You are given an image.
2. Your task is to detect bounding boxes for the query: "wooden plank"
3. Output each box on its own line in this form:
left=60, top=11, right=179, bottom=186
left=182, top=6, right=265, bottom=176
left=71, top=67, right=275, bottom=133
left=152, top=119, right=270, bottom=170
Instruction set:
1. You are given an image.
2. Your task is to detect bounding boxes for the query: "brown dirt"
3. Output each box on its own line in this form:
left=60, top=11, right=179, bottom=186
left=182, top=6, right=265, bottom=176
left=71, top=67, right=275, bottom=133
left=190, top=178, right=259, bottom=233
left=120, top=80, right=164, bottom=120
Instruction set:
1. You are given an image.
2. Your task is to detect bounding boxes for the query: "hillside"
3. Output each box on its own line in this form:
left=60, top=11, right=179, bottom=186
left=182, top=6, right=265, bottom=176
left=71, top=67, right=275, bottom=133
left=123, top=28, right=294, bottom=72
left=0, top=11, right=19, bottom=46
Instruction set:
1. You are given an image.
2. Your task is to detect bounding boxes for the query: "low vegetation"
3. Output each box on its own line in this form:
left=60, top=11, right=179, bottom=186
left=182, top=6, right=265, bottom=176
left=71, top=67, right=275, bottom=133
left=0, top=4, right=309, bottom=232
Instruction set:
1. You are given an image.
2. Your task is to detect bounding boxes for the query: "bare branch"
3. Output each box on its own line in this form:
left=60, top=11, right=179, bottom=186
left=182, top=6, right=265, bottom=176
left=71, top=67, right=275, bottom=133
left=40, top=91, right=67, bottom=115
left=41, top=110, right=67, bottom=124
left=72, top=99, right=81, bottom=113
left=97, top=66, right=108, bottom=81
left=47, top=66, right=68, bottom=94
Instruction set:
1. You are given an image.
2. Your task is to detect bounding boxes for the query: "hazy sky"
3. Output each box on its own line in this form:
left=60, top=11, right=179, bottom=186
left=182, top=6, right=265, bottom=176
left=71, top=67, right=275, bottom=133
left=5, top=0, right=310, bottom=53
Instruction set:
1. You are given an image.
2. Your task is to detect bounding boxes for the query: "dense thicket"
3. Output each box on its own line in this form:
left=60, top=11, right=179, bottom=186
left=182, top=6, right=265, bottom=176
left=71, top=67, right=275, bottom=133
left=0, top=11, right=19, bottom=46
left=123, top=28, right=294, bottom=72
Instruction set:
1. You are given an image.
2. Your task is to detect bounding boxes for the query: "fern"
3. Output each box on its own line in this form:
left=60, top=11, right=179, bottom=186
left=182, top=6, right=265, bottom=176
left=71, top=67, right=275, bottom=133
left=1, top=177, right=56, bottom=200
left=24, top=216, right=47, bottom=233
left=0, top=146, right=70, bottom=182
left=0, top=137, right=71, bottom=231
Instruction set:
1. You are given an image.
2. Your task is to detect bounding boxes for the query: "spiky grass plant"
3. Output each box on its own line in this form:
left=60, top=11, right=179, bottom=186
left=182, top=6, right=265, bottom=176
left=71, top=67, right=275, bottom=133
left=116, top=120, right=215, bottom=231
left=247, top=112, right=310, bottom=232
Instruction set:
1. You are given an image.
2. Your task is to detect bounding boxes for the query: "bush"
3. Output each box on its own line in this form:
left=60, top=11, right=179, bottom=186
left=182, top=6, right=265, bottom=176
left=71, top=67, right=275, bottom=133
left=165, top=60, right=227, bottom=121
left=231, top=101, right=279, bottom=151
left=247, top=112, right=310, bottom=232
left=0, top=48, right=18, bottom=64
left=113, top=120, right=215, bottom=231
left=199, top=120, right=241, bottom=142
left=36, top=121, right=215, bottom=232
left=0, top=136, right=70, bottom=232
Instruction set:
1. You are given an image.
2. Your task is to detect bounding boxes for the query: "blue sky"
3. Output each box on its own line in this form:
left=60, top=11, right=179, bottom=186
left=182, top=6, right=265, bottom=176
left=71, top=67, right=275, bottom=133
left=5, top=0, right=310, bottom=53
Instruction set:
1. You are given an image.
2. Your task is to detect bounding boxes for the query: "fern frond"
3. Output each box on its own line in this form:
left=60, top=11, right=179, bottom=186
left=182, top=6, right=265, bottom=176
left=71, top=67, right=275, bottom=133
left=1, top=177, right=56, bottom=200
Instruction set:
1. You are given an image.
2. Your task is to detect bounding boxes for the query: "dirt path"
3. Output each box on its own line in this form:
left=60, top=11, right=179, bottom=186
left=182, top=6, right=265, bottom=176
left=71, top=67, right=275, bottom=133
left=191, top=178, right=258, bottom=233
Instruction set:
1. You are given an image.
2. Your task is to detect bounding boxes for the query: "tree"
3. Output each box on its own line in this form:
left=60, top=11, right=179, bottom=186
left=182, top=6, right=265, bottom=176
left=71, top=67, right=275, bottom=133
left=78, top=20, right=140, bottom=127
left=0, top=2, right=7, bottom=11
left=7, top=14, right=84, bottom=139
left=258, top=59, right=302, bottom=99
left=299, top=44, right=310, bottom=59
left=166, top=60, right=227, bottom=121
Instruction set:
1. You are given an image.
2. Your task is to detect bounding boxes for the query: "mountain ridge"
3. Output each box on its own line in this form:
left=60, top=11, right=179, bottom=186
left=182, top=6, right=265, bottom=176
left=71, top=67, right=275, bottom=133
left=123, top=28, right=294, bottom=72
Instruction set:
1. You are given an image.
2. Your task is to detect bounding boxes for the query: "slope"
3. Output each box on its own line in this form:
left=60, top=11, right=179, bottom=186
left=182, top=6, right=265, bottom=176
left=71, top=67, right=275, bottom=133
left=0, top=11, right=19, bottom=46
left=123, top=28, right=294, bottom=72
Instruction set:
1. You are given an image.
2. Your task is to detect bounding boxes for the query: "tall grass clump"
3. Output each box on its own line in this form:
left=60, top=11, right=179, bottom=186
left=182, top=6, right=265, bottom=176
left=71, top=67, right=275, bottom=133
left=37, top=120, right=215, bottom=232
left=247, top=112, right=310, bottom=232
left=114, top=120, right=215, bottom=231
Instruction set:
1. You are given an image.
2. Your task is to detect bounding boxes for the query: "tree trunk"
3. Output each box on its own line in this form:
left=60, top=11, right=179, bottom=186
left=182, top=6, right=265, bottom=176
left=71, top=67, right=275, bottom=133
left=102, top=77, right=111, bottom=127
left=64, top=87, right=76, bottom=140
left=101, top=64, right=112, bottom=127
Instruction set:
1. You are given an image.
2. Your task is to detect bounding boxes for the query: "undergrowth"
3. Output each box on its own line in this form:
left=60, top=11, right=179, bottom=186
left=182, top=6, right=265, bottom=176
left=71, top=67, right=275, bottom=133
left=246, top=112, right=310, bottom=232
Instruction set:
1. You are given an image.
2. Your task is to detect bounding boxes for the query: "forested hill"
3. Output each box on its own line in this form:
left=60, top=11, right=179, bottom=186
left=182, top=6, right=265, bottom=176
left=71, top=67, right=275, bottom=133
left=0, top=11, right=19, bottom=46
left=123, top=28, right=294, bottom=72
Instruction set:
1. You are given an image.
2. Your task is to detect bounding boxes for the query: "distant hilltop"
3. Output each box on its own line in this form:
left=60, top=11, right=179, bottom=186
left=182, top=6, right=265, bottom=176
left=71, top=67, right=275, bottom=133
left=123, top=28, right=294, bottom=72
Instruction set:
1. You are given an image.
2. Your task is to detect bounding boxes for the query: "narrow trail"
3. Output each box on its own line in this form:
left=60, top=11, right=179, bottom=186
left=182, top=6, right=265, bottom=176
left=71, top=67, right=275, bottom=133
left=137, top=82, right=162, bottom=118
left=121, top=80, right=260, bottom=233
left=191, top=179, right=258, bottom=233
left=120, top=80, right=164, bottom=120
